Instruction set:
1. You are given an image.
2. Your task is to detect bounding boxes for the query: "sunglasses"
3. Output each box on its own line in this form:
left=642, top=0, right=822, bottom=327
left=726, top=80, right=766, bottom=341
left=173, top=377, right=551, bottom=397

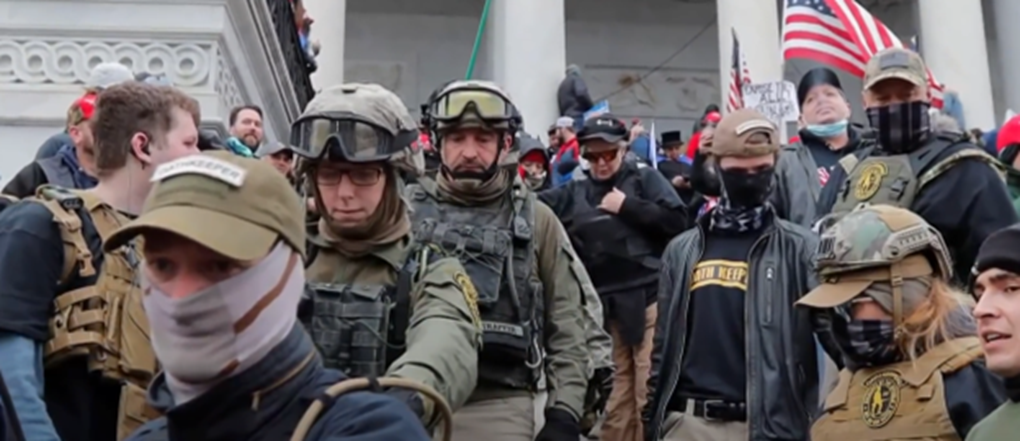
left=582, top=149, right=620, bottom=164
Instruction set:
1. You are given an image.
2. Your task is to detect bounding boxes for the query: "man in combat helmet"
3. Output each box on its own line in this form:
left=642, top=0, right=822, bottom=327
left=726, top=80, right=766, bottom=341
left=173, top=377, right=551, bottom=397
left=798, top=204, right=1005, bottom=440
left=407, top=79, right=590, bottom=441
left=291, top=83, right=483, bottom=430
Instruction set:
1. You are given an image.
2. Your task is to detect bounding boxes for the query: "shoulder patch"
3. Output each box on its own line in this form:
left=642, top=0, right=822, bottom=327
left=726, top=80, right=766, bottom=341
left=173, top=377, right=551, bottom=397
left=453, top=271, right=482, bottom=330
left=151, top=155, right=247, bottom=186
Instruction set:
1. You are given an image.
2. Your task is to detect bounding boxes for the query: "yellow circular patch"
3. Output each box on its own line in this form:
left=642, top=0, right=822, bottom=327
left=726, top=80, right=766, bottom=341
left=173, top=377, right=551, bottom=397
left=861, top=371, right=901, bottom=428
left=853, top=162, right=888, bottom=201
left=453, top=272, right=482, bottom=329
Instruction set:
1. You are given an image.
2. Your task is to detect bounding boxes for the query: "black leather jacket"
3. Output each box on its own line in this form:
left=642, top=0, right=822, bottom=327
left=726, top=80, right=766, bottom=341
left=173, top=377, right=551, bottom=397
left=644, top=210, right=821, bottom=441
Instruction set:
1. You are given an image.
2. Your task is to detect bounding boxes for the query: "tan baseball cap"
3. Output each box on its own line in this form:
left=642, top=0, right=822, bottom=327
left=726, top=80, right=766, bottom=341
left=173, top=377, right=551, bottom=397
left=707, top=108, right=780, bottom=158
left=863, top=48, right=927, bottom=90
left=104, top=151, right=305, bottom=260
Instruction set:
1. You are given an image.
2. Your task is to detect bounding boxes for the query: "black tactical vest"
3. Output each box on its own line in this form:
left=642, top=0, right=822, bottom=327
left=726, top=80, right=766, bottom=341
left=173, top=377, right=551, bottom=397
left=566, top=172, right=661, bottom=294
left=407, top=179, right=543, bottom=390
left=299, top=246, right=422, bottom=378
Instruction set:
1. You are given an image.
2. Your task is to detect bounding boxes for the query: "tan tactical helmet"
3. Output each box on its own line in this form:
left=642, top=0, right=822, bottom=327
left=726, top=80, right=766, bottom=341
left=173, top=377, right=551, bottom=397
left=428, top=80, right=520, bottom=133
left=815, top=204, right=953, bottom=279
left=291, top=83, right=424, bottom=176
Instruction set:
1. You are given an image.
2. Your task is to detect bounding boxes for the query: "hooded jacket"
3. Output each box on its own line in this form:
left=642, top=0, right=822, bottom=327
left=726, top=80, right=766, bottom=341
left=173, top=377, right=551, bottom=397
left=125, top=326, right=429, bottom=441
left=517, top=133, right=551, bottom=191
left=557, top=66, right=595, bottom=119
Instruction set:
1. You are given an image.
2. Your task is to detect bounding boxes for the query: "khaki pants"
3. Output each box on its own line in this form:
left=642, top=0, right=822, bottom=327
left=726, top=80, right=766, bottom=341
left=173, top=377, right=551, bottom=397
left=601, top=305, right=657, bottom=441
left=449, top=396, right=535, bottom=441
left=660, top=407, right=749, bottom=441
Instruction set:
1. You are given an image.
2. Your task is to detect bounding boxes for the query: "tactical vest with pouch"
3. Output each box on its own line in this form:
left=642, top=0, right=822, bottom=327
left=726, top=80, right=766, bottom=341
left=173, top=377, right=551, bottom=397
left=407, top=179, right=544, bottom=390
left=301, top=240, right=437, bottom=378
left=566, top=168, right=661, bottom=294
left=811, top=337, right=984, bottom=441
left=29, top=186, right=159, bottom=441
left=831, top=135, right=1003, bottom=215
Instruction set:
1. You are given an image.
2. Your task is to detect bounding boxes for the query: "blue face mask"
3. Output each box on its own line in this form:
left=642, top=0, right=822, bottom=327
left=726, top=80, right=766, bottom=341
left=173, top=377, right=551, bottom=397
left=806, top=119, right=849, bottom=138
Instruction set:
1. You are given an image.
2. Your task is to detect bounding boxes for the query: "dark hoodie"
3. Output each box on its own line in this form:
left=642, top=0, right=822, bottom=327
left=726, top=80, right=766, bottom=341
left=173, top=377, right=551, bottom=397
left=125, top=326, right=428, bottom=441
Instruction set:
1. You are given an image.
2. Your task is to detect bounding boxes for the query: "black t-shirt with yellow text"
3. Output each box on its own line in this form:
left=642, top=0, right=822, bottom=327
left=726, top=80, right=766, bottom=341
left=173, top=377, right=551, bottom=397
left=674, top=224, right=763, bottom=404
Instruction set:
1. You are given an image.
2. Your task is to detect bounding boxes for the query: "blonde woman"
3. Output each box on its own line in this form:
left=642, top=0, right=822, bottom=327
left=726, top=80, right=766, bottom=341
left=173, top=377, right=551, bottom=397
left=796, top=204, right=1005, bottom=441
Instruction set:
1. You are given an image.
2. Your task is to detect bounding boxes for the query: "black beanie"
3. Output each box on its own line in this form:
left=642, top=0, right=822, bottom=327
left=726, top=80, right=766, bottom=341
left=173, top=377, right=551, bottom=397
left=797, top=67, right=843, bottom=107
left=973, top=225, right=1020, bottom=278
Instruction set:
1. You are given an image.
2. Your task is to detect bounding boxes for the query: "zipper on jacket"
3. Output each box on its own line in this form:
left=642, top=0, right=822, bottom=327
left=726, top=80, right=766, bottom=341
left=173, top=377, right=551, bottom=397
left=744, top=229, right=774, bottom=437
left=763, top=266, right=774, bottom=324
left=654, top=230, right=705, bottom=440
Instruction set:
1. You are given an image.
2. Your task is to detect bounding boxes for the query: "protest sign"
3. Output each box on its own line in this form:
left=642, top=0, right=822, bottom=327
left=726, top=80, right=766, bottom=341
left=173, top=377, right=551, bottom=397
left=741, top=81, right=800, bottom=137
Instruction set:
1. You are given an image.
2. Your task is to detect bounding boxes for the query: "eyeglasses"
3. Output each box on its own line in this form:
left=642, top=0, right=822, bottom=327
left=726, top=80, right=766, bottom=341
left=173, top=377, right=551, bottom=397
left=314, top=167, right=383, bottom=187
left=582, top=149, right=620, bottom=164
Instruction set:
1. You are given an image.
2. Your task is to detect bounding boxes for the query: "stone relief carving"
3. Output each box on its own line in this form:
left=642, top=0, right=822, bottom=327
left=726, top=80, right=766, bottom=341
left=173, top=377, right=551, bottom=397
left=0, top=39, right=214, bottom=87
left=215, top=53, right=245, bottom=114
left=582, top=66, right=720, bottom=119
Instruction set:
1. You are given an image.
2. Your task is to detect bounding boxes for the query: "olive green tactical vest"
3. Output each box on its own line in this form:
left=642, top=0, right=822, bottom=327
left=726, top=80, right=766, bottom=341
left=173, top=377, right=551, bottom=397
left=831, top=137, right=1003, bottom=215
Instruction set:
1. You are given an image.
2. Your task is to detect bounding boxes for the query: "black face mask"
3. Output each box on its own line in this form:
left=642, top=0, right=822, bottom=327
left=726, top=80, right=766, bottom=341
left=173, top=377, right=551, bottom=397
left=718, top=166, right=775, bottom=208
left=866, top=100, right=931, bottom=154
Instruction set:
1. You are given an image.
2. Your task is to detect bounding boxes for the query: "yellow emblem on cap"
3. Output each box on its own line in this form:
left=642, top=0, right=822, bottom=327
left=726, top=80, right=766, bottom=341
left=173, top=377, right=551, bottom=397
left=453, top=272, right=482, bottom=330
left=861, top=371, right=901, bottom=428
left=854, top=162, right=888, bottom=201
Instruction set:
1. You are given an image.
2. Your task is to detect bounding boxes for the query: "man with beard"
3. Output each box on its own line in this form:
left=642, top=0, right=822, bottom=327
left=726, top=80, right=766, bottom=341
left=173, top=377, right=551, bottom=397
left=774, top=67, right=873, bottom=228
left=407, top=80, right=589, bottom=441
left=644, top=108, right=821, bottom=441
left=819, top=48, right=1016, bottom=282
left=539, top=113, right=686, bottom=441
left=4, top=93, right=100, bottom=197
left=225, top=104, right=264, bottom=157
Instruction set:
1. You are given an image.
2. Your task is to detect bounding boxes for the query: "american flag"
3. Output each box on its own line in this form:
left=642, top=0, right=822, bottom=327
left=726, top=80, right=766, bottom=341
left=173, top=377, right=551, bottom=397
left=781, top=0, right=944, bottom=108
left=818, top=166, right=830, bottom=186
left=726, top=28, right=752, bottom=114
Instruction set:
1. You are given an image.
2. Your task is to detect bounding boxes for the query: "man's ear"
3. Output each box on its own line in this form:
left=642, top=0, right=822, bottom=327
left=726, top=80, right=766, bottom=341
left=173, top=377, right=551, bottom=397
left=131, top=132, right=152, bottom=167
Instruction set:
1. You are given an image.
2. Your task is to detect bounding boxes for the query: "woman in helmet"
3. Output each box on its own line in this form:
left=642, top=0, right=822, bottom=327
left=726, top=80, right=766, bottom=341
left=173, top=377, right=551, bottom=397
left=796, top=204, right=1006, bottom=440
left=290, top=82, right=482, bottom=432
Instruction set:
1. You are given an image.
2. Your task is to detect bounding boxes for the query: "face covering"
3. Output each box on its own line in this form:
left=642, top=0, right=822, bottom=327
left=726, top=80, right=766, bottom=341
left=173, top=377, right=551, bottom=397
left=866, top=101, right=931, bottom=154
left=142, top=242, right=304, bottom=403
left=718, top=166, right=775, bottom=209
left=524, top=170, right=546, bottom=189
left=806, top=119, right=849, bottom=138
left=840, top=319, right=899, bottom=367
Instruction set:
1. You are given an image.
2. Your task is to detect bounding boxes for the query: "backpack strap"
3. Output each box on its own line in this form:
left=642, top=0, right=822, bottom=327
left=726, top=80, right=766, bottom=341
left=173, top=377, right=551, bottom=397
left=32, top=186, right=95, bottom=282
left=387, top=244, right=423, bottom=362
left=918, top=148, right=1005, bottom=189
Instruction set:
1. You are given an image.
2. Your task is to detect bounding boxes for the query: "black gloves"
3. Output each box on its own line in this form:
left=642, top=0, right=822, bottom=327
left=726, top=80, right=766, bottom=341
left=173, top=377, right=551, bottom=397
left=536, top=408, right=581, bottom=441
left=383, top=387, right=425, bottom=420
left=591, top=367, right=614, bottom=413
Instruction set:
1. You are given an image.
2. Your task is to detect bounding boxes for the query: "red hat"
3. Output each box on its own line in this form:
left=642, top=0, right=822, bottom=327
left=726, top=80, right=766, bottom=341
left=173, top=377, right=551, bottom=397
left=703, top=111, right=722, bottom=124
left=67, top=92, right=97, bottom=126
left=998, top=115, right=1020, bottom=153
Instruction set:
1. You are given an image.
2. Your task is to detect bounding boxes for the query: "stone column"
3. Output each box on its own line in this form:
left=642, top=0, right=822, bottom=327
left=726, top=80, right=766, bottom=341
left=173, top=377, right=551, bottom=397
left=488, top=0, right=566, bottom=133
left=303, top=0, right=346, bottom=90
left=918, top=0, right=995, bottom=129
left=717, top=0, right=783, bottom=105
left=992, top=0, right=1020, bottom=120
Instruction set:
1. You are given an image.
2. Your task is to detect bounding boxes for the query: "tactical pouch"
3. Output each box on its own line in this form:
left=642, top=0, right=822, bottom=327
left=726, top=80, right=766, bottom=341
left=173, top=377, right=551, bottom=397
left=423, top=221, right=510, bottom=305
left=480, top=321, right=532, bottom=364
left=117, top=382, right=161, bottom=441
left=308, top=284, right=393, bottom=377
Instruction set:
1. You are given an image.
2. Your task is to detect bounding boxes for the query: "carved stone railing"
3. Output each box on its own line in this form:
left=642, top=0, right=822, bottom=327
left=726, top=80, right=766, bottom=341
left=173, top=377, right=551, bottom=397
left=265, top=0, right=316, bottom=110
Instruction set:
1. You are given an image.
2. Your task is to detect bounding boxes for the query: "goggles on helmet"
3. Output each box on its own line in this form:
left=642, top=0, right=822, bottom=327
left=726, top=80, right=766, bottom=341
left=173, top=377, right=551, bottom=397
left=429, top=87, right=515, bottom=124
left=290, top=112, right=417, bottom=162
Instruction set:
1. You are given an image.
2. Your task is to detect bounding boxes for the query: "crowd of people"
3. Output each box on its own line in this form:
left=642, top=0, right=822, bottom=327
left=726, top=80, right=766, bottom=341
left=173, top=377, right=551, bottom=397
left=0, top=43, right=1018, bottom=441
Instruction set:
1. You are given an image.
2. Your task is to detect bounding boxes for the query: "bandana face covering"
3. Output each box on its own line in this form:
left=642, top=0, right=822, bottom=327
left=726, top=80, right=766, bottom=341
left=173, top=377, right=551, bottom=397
left=865, top=101, right=931, bottom=154
left=142, top=242, right=304, bottom=389
left=837, top=319, right=899, bottom=367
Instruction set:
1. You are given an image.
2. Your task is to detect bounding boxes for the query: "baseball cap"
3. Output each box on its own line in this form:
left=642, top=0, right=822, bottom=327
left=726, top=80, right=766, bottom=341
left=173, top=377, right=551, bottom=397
left=578, top=113, right=628, bottom=144
left=555, top=116, right=575, bottom=129
left=67, top=92, right=97, bottom=126
left=256, top=141, right=295, bottom=158
left=104, top=151, right=306, bottom=260
left=996, top=115, right=1020, bottom=153
left=863, top=48, right=928, bottom=90
left=797, top=254, right=933, bottom=310
left=86, top=62, right=134, bottom=90
left=708, top=108, right=779, bottom=158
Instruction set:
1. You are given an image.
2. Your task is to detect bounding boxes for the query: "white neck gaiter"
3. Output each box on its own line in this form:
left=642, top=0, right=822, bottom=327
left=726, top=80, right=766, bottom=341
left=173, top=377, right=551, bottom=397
left=142, top=242, right=305, bottom=405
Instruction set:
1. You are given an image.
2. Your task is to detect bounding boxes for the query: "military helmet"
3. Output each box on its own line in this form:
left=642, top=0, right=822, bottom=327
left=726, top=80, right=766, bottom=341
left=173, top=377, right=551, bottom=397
left=290, top=83, right=423, bottom=175
left=816, top=204, right=953, bottom=279
left=426, top=80, right=521, bottom=134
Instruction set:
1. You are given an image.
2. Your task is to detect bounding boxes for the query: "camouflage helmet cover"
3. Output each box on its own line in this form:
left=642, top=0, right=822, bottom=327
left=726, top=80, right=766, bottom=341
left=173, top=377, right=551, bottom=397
left=296, top=83, right=423, bottom=175
left=430, top=79, right=518, bottom=132
left=816, top=204, right=953, bottom=279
